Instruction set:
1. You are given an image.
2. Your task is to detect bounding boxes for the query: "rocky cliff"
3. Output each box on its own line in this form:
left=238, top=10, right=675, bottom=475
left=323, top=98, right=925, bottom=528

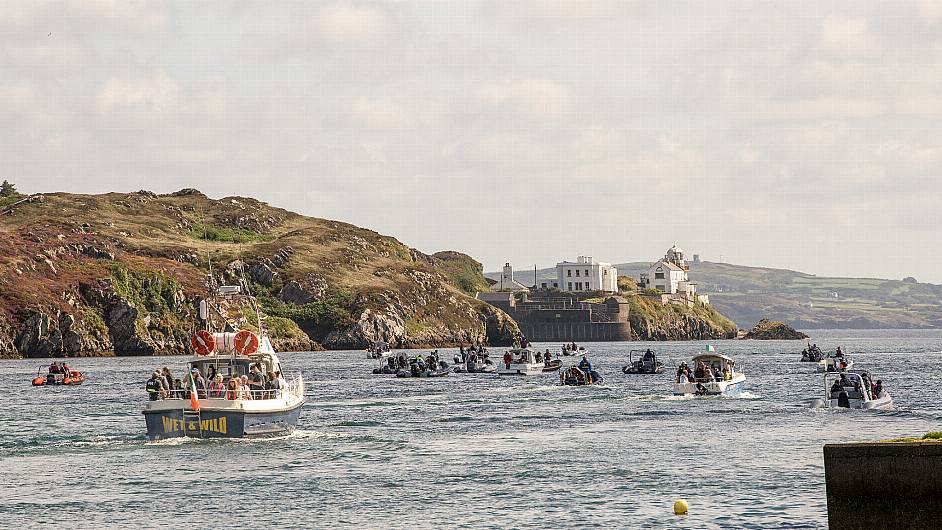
left=0, top=190, right=518, bottom=358
left=626, top=294, right=739, bottom=340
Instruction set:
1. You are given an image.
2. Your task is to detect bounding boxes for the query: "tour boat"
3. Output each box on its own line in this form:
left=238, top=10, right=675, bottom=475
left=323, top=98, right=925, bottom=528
left=32, top=364, right=85, bottom=386
left=673, top=353, right=746, bottom=397
left=811, top=370, right=893, bottom=410
left=622, top=349, right=665, bottom=374
left=817, top=356, right=853, bottom=373
left=142, top=284, right=305, bottom=440
left=497, top=348, right=546, bottom=376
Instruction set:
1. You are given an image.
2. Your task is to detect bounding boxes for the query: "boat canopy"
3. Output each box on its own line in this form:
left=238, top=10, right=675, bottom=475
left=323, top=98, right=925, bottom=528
left=692, top=353, right=735, bottom=364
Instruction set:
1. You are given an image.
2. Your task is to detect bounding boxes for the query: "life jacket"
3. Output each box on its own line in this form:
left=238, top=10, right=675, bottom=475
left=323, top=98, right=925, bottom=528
left=146, top=378, right=160, bottom=394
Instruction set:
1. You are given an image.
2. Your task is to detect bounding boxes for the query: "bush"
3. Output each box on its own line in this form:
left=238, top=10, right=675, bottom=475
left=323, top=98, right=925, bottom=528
left=188, top=222, right=272, bottom=243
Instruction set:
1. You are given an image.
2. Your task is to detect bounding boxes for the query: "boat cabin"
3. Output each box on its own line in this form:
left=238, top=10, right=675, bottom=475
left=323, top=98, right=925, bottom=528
left=509, top=348, right=539, bottom=364
left=691, top=353, right=737, bottom=381
left=189, top=351, right=283, bottom=381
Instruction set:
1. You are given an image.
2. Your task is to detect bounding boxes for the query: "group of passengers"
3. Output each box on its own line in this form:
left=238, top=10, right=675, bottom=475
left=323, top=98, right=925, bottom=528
left=48, top=361, right=73, bottom=376
left=829, top=373, right=885, bottom=401
left=675, top=360, right=732, bottom=383
left=562, top=342, right=581, bottom=352
left=512, top=336, right=531, bottom=349
left=146, top=363, right=286, bottom=401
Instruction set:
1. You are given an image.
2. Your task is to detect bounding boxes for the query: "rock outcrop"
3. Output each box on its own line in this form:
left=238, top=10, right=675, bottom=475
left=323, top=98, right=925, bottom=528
left=743, top=318, right=808, bottom=340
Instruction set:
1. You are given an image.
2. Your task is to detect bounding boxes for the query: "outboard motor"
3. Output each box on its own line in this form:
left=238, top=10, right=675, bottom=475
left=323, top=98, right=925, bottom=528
left=837, top=391, right=850, bottom=408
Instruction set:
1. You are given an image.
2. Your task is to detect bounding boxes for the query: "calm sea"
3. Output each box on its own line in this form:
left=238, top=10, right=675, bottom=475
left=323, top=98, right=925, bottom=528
left=2, top=329, right=940, bottom=529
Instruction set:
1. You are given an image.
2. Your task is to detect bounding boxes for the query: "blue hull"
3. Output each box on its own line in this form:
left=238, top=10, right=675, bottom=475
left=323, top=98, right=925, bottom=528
left=143, top=402, right=304, bottom=440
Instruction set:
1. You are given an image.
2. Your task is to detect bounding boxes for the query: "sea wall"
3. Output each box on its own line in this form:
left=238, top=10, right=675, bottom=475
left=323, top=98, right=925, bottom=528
left=517, top=321, right=633, bottom=342
left=824, top=442, right=942, bottom=529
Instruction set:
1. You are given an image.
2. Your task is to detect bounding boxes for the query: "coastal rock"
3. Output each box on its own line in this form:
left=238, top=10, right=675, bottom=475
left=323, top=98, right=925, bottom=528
left=743, top=318, right=808, bottom=340
left=279, top=280, right=314, bottom=305
left=12, top=310, right=111, bottom=357
left=247, top=260, right=276, bottom=287
left=323, top=308, right=406, bottom=349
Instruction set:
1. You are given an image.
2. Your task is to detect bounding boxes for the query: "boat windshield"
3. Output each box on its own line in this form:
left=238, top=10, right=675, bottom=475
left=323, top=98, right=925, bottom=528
left=826, top=372, right=873, bottom=401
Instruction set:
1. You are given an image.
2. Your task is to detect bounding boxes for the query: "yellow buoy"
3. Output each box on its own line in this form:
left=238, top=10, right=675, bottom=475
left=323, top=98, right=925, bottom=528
left=674, top=499, right=688, bottom=515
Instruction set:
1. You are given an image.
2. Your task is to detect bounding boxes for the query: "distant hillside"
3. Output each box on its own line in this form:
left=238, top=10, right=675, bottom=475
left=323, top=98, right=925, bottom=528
left=0, top=189, right=518, bottom=358
left=487, top=262, right=942, bottom=329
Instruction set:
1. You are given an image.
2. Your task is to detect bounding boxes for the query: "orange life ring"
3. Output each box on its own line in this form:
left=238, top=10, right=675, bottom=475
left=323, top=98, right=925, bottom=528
left=234, top=330, right=260, bottom=355
left=191, top=329, right=216, bottom=356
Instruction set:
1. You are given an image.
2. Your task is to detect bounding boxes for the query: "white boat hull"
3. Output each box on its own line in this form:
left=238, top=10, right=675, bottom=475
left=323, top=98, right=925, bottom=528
left=497, top=362, right=545, bottom=376
left=673, top=374, right=746, bottom=397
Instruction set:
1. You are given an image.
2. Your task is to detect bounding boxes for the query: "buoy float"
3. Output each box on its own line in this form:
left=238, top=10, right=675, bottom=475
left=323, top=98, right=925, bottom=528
left=674, top=499, right=688, bottom=516
left=234, top=329, right=260, bottom=355
left=190, top=329, right=216, bottom=356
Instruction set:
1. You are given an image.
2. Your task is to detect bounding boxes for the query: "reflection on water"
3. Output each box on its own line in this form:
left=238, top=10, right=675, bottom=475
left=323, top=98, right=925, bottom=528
left=1, top=329, right=941, bottom=528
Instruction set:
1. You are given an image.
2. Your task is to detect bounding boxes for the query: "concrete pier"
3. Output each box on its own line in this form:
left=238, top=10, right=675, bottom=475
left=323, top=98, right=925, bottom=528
left=824, top=442, right=942, bottom=529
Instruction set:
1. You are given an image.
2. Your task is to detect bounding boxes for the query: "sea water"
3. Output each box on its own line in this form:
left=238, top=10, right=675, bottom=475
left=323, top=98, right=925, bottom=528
left=1, top=329, right=940, bottom=529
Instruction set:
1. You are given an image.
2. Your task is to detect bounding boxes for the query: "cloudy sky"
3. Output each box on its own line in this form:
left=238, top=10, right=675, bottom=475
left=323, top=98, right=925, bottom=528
left=5, top=1, right=942, bottom=282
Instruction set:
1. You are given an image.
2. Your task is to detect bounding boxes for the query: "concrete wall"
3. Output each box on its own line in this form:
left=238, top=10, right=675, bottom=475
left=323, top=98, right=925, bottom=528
left=517, top=321, right=632, bottom=342
left=824, top=442, right=942, bottom=530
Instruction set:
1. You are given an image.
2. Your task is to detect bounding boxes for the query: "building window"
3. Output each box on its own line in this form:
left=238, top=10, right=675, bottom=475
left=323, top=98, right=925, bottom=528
left=585, top=269, right=589, bottom=276
left=576, top=282, right=582, bottom=290
left=603, top=269, right=607, bottom=276
left=656, top=284, right=665, bottom=291
left=655, top=272, right=665, bottom=279
left=541, top=283, right=547, bottom=288
left=568, top=282, right=572, bottom=290
left=575, top=269, right=580, bottom=277
left=567, top=270, right=572, bottom=277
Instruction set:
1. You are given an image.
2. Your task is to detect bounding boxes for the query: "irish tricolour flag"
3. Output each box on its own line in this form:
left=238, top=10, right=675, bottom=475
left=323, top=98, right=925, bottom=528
left=189, top=376, right=200, bottom=411
left=705, top=344, right=715, bottom=352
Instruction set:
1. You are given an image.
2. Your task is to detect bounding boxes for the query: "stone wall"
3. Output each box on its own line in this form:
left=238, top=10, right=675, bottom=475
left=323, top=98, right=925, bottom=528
left=824, top=442, right=942, bottom=529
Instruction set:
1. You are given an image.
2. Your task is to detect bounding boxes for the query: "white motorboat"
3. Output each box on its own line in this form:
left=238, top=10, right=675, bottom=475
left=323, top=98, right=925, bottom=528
left=817, top=355, right=853, bottom=373
left=366, top=341, right=391, bottom=359
left=673, top=353, right=746, bottom=397
left=143, top=285, right=305, bottom=440
left=497, top=348, right=546, bottom=376
left=811, top=370, right=893, bottom=410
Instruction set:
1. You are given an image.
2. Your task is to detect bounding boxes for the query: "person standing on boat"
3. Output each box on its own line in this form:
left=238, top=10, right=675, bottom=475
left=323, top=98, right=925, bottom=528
left=248, top=364, right=265, bottom=398
left=146, top=371, right=164, bottom=401
left=188, top=368, right=207, bottom=399
left=208, top=374, right=225, bottom=398
left=503, top=351, right=512, bottom=369
left=578, top=356, right=592, bottom=382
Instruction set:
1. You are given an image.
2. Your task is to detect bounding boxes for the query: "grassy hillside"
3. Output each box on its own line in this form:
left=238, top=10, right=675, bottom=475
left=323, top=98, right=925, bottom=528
left=488, top=262, right=942, bottom=329
left=0, top=189, right=516, bottom=357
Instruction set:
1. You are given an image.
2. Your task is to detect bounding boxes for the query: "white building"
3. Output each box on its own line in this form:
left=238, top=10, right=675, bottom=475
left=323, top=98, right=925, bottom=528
left=639, top=245, right=707, bottom=303
left=496, top=263, right=530, bottom=292
left=541, top=256, right=618, bottom=293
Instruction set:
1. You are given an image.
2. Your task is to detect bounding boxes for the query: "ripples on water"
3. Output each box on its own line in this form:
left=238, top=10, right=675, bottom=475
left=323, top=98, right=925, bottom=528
left=2, top=329, right=941, bottom=529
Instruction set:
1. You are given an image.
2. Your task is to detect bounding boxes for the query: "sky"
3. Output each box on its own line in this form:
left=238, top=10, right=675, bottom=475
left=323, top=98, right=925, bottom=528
left=4, top=1, right=942, bottom=282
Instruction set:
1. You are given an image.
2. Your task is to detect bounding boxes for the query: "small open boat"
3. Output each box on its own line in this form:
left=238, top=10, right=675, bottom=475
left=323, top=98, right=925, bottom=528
left=560, top=365, right=602, bottom=386
left=674, top=353, right=745, bottom=397
left=811, top=370, right=893, bottom=410
left=32, top=364, right=85, bottom=386
left=622, top=349, right=664, bottom=374
left=542, top=359, right=562, bottom=372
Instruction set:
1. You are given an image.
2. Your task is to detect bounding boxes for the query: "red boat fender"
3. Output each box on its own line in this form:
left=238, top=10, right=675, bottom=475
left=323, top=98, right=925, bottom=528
left=234, top=329, right=260, bottom=355
left=32, top=376, right=45, bottom=386
left=191, top=329, right=216, bottom=356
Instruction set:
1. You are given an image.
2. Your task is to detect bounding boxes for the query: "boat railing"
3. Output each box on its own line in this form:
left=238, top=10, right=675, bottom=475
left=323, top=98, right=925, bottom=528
left=158, top=374, right=305, bottom=403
